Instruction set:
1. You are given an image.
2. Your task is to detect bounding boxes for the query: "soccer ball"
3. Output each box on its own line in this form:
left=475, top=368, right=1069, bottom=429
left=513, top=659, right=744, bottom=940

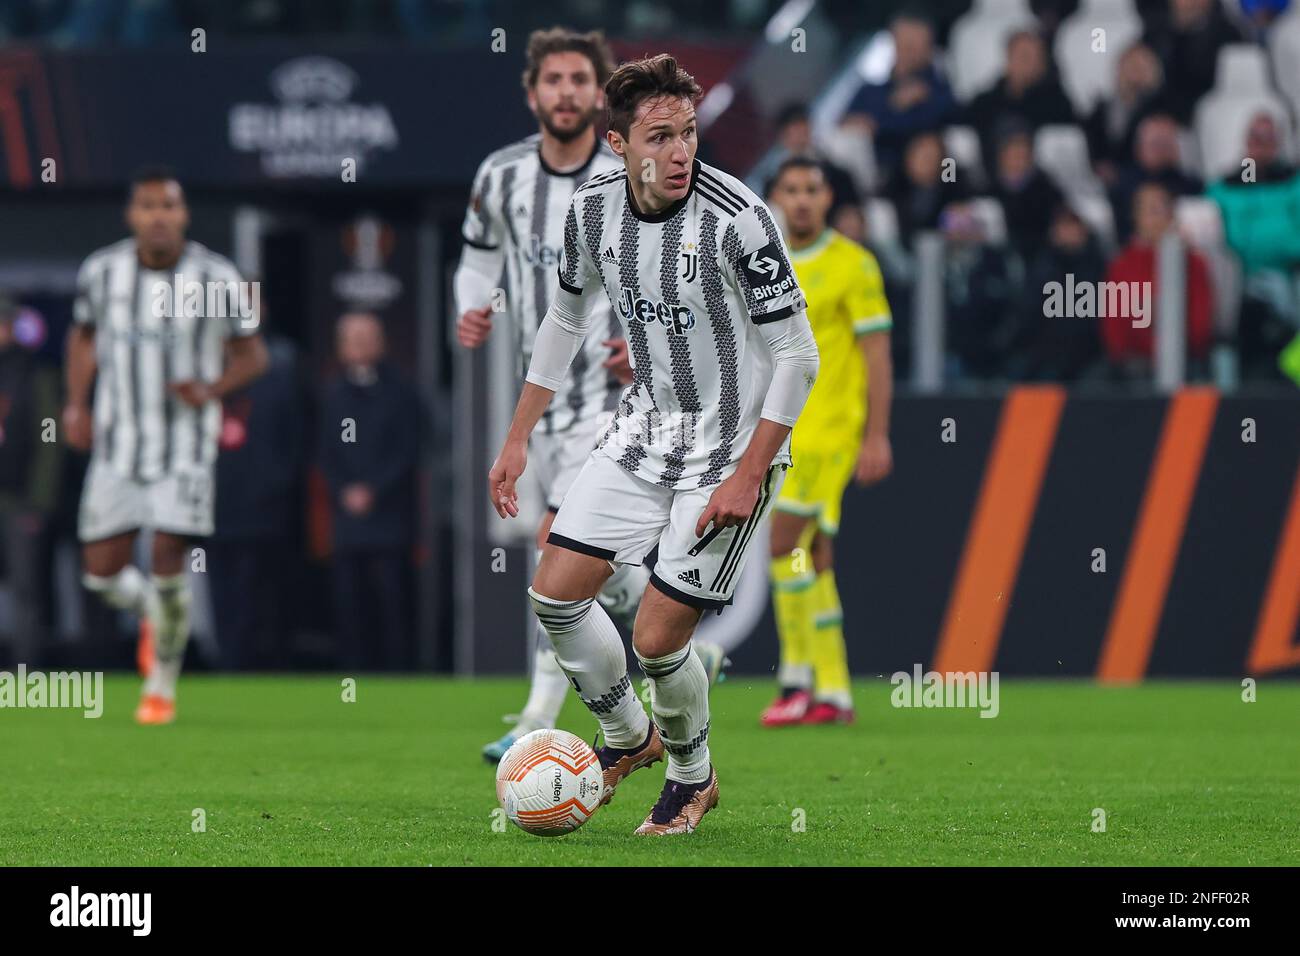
left=495, top=729, right=603, bottom=836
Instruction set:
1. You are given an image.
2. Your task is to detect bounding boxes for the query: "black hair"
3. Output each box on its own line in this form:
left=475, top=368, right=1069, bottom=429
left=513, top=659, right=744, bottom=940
left=765, top=155, right=827, bottom=197
left=127, top=165, right=182, bottom=201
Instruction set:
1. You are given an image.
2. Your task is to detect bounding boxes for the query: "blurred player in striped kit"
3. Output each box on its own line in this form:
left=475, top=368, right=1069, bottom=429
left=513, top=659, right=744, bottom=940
left=761, top=157, right=894, bottom=726
left=64, top=167, right=267, bottom=724
left=454, top=29, right=729, bottom=764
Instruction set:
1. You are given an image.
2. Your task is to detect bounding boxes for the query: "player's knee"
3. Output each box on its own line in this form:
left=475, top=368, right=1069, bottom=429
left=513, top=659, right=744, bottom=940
left=632, top=590, right=700, bottom=659
left=527, top=586, right=594, bottom=635
left=82, top=568, right=140, bottom=610
left=768, top=516, right=804, bottom=557
left=152, top=533, right=188, bottom=574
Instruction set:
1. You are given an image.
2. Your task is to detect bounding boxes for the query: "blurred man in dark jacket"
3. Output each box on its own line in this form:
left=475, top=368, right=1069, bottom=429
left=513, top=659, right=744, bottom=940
left=318, top=312, right=418, bottom=671
left=1142, top=0, right=1244, bottom=124
left=208, top=329, right=304, bottom=670
left=1010, top=203, right=1106, bottom=381
left=0, top=297, right=60, bottom=665
left=1110, top=113, right=1202, bottom=242
left=842, top=11, right=956, bottom=180
left=965, top=29, right=1076, bottom=176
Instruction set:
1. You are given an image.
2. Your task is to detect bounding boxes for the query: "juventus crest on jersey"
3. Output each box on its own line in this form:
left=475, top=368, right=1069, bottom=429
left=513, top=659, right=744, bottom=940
left=73, top=239, right=256, bottom=482
left=461, top=133, right=624, bottom=432
left=549, top=158, right=808, bottom=489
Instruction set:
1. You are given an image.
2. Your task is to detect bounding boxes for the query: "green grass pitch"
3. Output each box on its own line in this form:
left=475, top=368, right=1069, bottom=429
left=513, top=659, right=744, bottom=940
left=3, top=675, right=1297, bottom=866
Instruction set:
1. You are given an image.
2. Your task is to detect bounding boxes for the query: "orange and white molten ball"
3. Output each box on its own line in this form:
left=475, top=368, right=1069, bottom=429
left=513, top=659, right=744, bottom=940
left=495, top=729, right=603, bottom=836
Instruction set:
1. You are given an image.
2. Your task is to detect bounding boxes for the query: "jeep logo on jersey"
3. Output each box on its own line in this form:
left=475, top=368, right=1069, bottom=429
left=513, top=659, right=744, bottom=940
left=743, top=240, right=794, bottom=300
left=617, top=289, right=697, bottom=335
left=521, top=234, right=560, bottom=270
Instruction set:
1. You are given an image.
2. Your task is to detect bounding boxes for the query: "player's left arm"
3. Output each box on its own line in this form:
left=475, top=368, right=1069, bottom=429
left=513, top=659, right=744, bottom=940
left=697, top=205, right=819, bottom=535
left=852, top=250, right=894, bottom=485
left=171, top=266, right=269, bottom=407
left=856, top=331, right=893, bottom=484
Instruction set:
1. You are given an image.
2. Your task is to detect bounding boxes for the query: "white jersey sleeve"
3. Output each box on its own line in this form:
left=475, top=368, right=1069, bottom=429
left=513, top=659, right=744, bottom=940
left=73, top=255, right=103, bottom=328
left=206, top=254, right=258, bottom=339
left=461, top=156, right=502, bottom=251
left=723, top=202, right=807, bottom=325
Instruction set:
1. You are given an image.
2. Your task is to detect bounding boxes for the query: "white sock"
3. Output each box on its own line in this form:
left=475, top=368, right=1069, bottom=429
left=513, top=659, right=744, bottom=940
left=518, top=624, right=570, bottom=730
left=636, top=641, right=711, bottom=785
left=528, top=587, right=648, bottom=749
left=777, top=663, right=813, bottom=690
left=82, top=566, right=156, bottom=616
left=144, top=573, right=190, bottom=700
left=596, top=561, right=650, bottom=631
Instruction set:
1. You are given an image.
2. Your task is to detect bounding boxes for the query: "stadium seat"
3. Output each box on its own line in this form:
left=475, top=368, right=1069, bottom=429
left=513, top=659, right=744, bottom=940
left=1053, top=0, right=1144, bottom=114
left=944, top=125, right=987, bottom=187
left=1267, top=8, right=1300, bottom=116
left=1070, top=192, right=1117, bottom=251
left=1194, top=44, right=1295, bottom=179
left=1175, top=196, right=1224, bottom=250
left=864, top=198, right=900, bottom=246
left=1034, top=124, right=1104, bottom=197
left=946, top=0, right=1037, bottom=102
left=818, top=122, right=879, bottom=194
left=1215, top=44, right=1272, bottom=96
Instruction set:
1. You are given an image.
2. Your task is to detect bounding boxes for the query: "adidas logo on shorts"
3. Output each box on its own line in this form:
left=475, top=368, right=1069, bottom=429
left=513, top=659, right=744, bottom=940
left=677, top=568, right=702, bottom=588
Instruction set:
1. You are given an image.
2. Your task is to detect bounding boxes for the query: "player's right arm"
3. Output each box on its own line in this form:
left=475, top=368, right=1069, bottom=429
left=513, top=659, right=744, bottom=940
left=488, top=203, right=600, bottom=519
left=63, top=257, right=100, bottom=451
left=454, top=156, right=506, bottom=348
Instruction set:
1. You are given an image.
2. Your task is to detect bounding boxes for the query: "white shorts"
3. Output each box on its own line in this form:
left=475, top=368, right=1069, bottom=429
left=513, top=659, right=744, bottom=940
left=531, top=411, right=613, bottom=513
left=77, top=457, right=215, bottom=543
left=548, top=451, right=785, bottom=610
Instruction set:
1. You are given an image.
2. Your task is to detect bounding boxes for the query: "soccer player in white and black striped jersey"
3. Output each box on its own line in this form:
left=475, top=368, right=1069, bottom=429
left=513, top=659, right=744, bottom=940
left=455, top=29, right=729, bottom=764
left=64, top=167, right=268, bottom=724
left=489, top=56, right=820, bottom=834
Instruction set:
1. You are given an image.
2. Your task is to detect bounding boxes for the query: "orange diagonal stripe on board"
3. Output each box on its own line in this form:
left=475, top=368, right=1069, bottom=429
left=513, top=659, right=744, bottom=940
left=1246, top=457, right=1300, bottom=674
left=933, top=386, right=1066, bottom=675
left=1097, top=387, right=1219, bottom=683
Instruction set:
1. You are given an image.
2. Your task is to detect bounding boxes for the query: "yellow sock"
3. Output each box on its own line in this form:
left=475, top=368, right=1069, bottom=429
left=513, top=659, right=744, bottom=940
left=809, top=568, right=852, bottom=709
left=769, top=553, right=815, bottom=691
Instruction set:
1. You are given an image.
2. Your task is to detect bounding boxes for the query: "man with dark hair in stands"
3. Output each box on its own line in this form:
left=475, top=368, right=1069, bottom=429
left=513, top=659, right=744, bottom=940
left=1141, top=0, right=1245, bottom=124
left=841, top=10, right=956, bottom=180
left=884, top=129, right=973, bottom=247
left=965, top=28, right=1076, bottom=177
left=1102, top=180, right=1214, bottom=377
left=1009, top=202, right=1107, bottom=381
left=991, top=119, right=1067, bottom=258
left=1083, top=42, right=1178, bottom=186
left=750, top=102, right=864, bottom=241
left=1110, top=112, right=1202, bottom=242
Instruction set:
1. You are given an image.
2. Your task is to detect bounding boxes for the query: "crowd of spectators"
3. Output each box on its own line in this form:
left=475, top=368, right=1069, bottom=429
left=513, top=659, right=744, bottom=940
left=761, top=0, right=1300, bottom=386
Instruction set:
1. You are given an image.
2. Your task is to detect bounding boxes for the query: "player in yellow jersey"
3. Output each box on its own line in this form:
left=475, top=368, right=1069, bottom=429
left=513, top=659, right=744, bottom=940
left=760, top=157, right=893, bottom=726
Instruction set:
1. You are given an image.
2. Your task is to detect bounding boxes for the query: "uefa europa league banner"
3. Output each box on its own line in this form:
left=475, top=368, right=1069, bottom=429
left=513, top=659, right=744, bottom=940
left=0, top=47, right=534, bottom=189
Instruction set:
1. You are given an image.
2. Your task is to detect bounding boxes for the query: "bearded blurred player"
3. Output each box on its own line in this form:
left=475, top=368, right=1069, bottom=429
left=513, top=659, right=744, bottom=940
left=761, top=157, right=894, bottom=726
left=455, top=29, right=730, bottom=764
left=64, top=167, right=267, bottom=725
